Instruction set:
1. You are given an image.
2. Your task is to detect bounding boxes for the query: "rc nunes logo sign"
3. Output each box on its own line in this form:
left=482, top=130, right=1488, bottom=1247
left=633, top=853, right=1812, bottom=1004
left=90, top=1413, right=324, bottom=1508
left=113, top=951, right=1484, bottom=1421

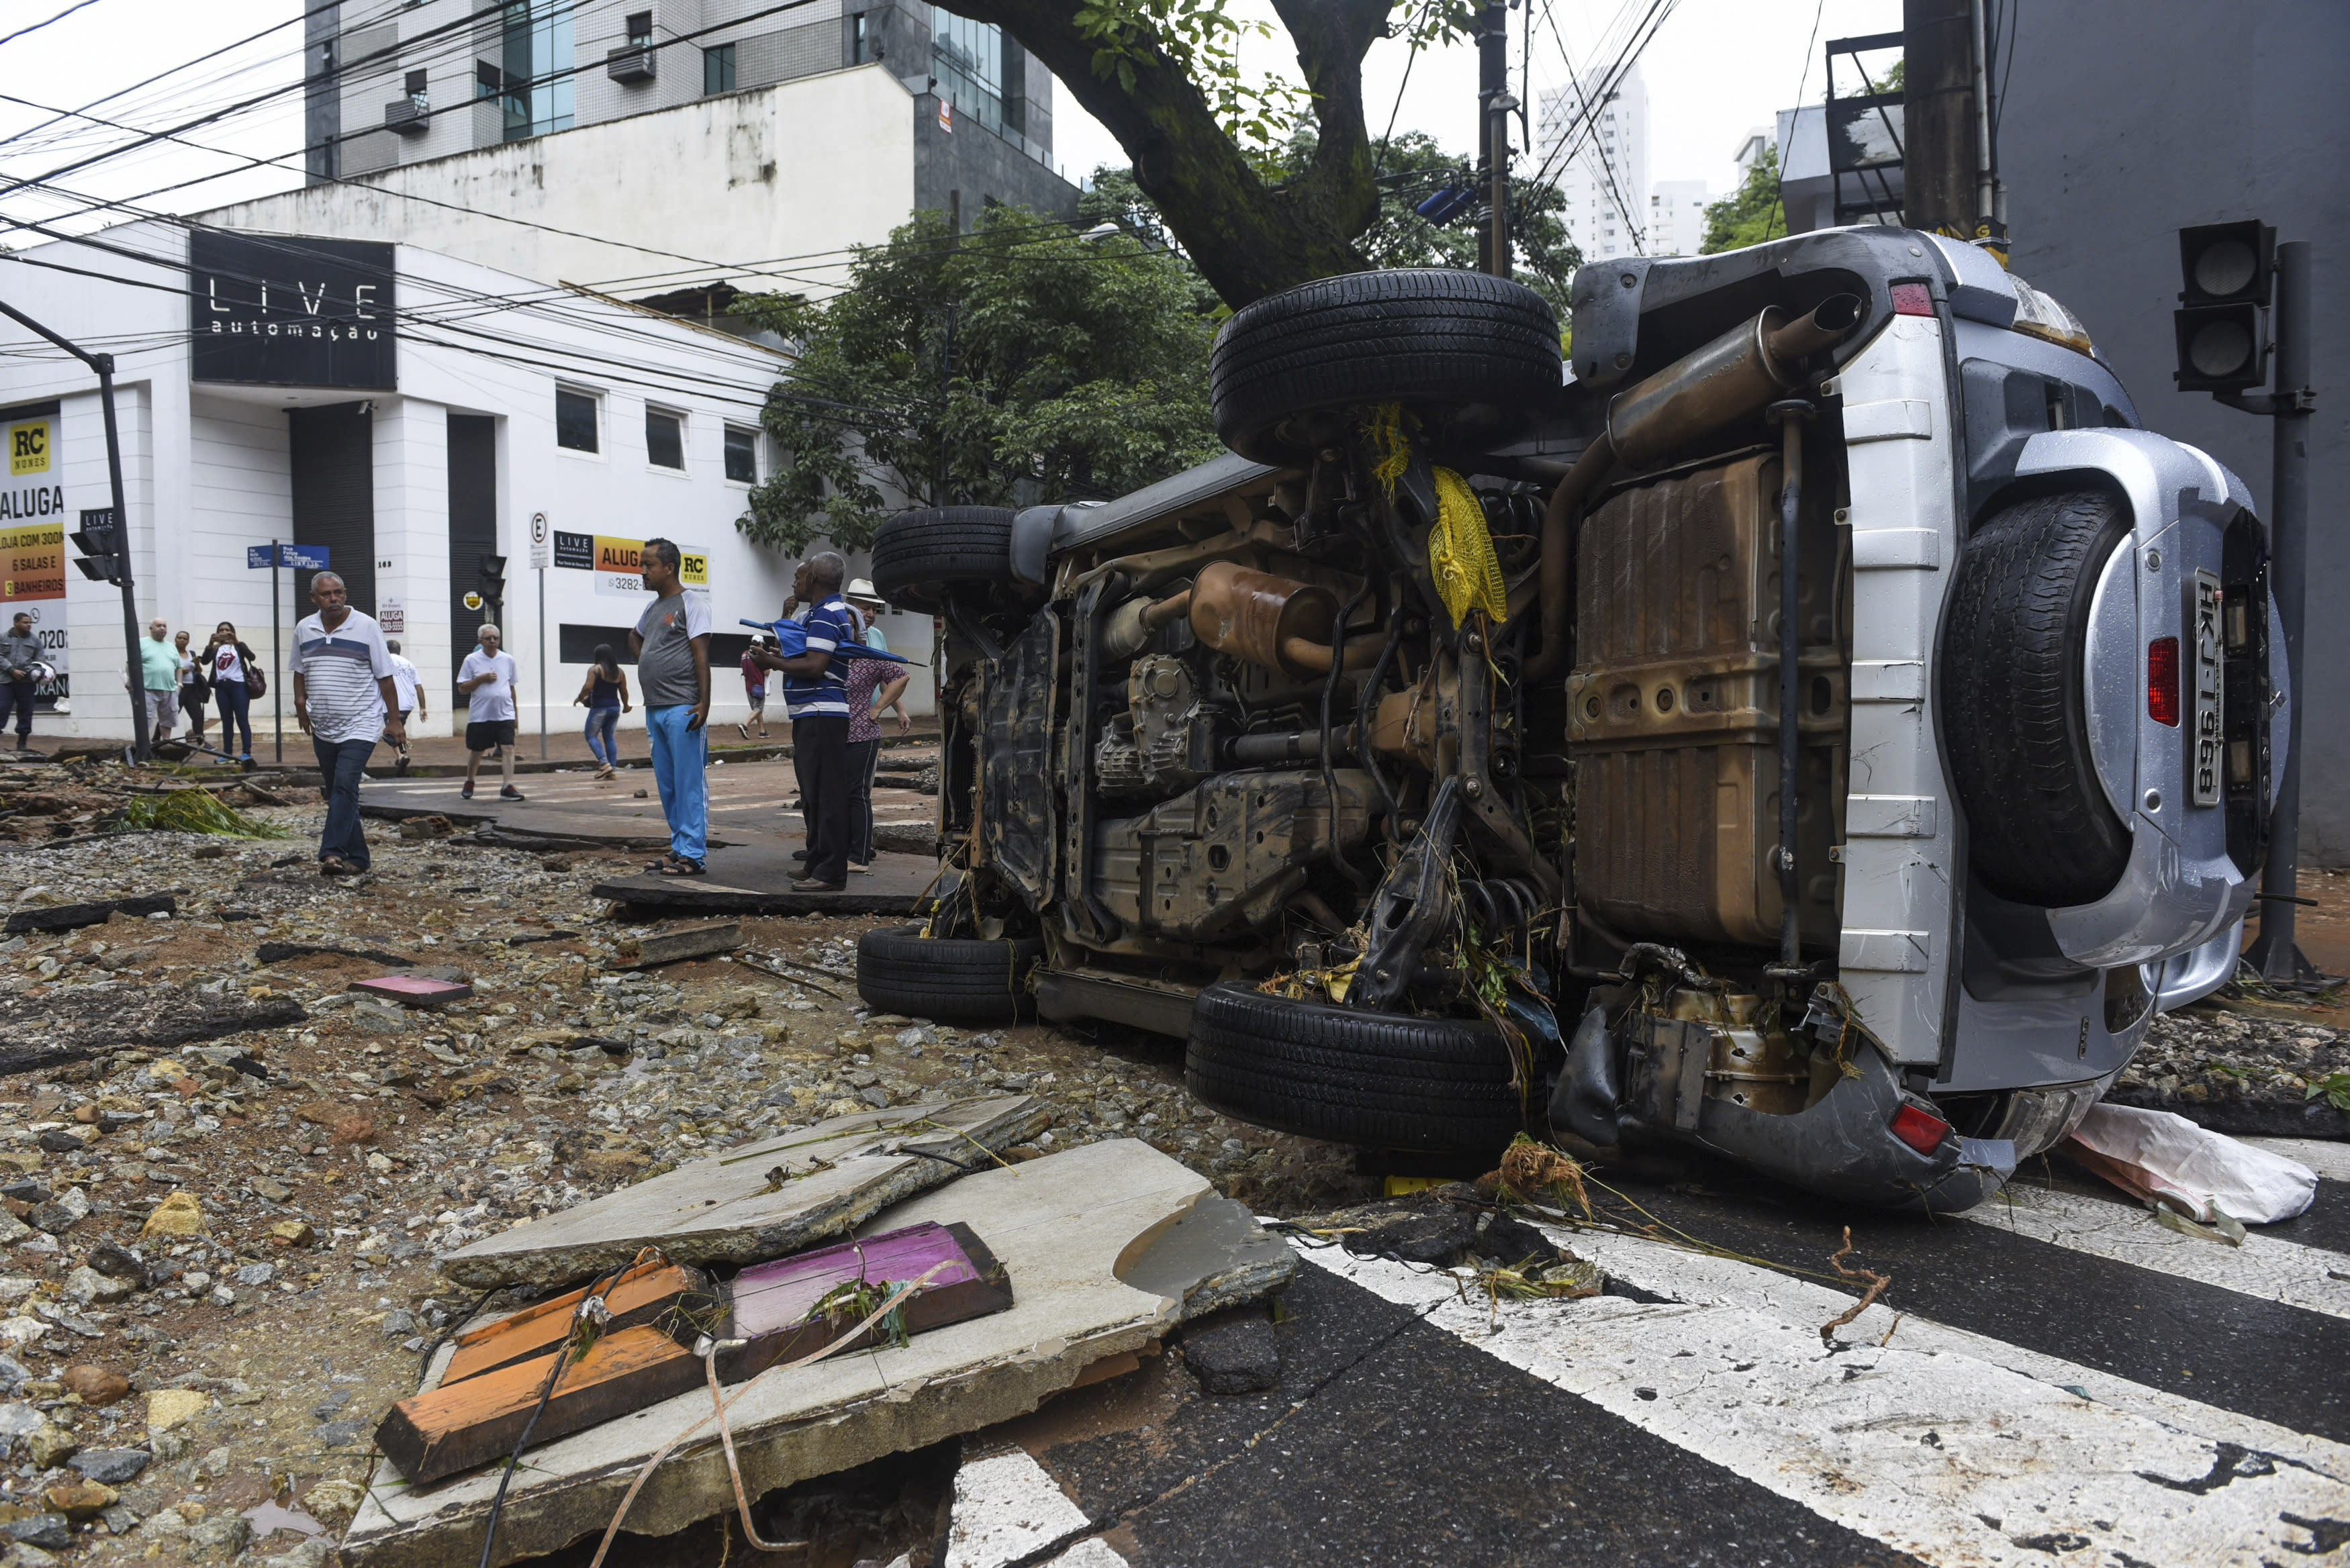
left=188, top=230, right=397, bottom=390
left=1, top=413, right=64, bottom=604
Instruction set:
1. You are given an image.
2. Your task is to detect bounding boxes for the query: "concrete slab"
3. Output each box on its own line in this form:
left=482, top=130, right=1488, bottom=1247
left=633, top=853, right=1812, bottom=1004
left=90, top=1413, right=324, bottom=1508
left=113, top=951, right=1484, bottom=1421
left=433, top=1096, right=1050, bottom=1291
left=346, top=1138, right=1292, bottom=1568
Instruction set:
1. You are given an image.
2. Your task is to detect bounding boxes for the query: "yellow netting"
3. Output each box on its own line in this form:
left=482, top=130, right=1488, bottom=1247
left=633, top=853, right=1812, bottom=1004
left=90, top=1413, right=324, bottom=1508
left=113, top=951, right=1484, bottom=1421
left=1429, top=464, right=1509, bottom=628
left=1366, top=401, right=1413, bottom=498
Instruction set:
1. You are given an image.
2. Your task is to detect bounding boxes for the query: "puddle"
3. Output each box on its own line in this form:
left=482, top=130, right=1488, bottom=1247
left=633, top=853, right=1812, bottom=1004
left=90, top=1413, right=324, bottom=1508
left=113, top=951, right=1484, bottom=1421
left=242, top=1500, right=326, bottom=1540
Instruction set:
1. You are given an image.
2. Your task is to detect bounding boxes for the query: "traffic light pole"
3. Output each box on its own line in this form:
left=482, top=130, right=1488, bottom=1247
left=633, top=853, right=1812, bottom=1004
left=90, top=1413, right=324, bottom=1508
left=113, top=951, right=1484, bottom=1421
left=2237, top=240, right=2322, bottom=985
left=0, top=297, right=151, bottom=763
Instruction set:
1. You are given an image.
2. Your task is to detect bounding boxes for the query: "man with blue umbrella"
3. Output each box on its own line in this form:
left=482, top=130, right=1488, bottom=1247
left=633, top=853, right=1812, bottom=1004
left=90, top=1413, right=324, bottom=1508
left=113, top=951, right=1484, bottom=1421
left=757, top=550, right=859, bottom=892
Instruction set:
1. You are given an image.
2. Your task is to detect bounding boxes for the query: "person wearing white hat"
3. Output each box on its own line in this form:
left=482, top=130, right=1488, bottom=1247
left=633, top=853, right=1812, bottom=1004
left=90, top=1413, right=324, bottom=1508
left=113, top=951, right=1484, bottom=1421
left=843, top=579, right=910, bottom=871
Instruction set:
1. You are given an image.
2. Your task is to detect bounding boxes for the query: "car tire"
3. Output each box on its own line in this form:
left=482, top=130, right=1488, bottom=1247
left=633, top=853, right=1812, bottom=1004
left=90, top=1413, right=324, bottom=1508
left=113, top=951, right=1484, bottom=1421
left=855, top=924, right=1041, bottom=1024
left=1209, top=268, right=1563, bottom=464
left=1184, top=982, right=1531, bottom=1156
left=869, top=507, right=1021, bottom=615
left=1941, top=488, right=2134, bottom=906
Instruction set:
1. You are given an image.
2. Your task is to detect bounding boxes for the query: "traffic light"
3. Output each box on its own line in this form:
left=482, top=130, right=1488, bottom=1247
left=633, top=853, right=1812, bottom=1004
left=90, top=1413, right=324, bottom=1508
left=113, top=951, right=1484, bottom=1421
left=68, top=511, right=124, bottom=585
left=477, top=554, right=508, bottom=611
left=2174, top=220, right=2275, bottom=392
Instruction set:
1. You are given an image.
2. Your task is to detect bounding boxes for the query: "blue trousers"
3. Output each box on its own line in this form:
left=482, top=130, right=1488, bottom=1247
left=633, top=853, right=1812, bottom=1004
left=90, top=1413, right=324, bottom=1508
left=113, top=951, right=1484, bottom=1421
left=216, top=681, right=252, bottom=754
left=645, top=704, right=707, bottom=863
left=584, top=705, right=620, bottom=766
left=312, top=735, right=375, bottom=869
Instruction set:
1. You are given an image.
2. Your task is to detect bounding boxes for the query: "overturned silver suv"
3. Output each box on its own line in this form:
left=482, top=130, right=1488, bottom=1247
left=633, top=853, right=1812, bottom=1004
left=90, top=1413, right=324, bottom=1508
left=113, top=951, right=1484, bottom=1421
left=857, top=229, right=2287, bottom=1213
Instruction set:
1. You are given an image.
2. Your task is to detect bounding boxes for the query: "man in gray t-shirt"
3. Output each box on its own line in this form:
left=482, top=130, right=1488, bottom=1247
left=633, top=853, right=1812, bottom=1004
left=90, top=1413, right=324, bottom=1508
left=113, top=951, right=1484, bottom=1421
left=627, top=538, right=712, bottom=873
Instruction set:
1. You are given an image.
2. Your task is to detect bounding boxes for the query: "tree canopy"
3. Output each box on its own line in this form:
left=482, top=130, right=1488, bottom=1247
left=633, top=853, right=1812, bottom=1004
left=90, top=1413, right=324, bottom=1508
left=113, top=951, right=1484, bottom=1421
left=733, top=207, right=1221, bottom=556
left=1700, top=144, right=1787, bottom=254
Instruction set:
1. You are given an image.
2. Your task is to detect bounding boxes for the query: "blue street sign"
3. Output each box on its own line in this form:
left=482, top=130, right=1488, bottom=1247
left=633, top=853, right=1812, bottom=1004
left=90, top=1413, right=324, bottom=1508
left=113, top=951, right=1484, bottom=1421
left=246, top=544, right=330, bottom=569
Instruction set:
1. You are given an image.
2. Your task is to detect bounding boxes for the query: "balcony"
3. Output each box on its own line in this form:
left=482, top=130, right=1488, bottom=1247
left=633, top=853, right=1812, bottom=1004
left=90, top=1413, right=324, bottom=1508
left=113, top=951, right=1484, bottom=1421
left=385, top=95, right=430, bottom=136
left=606, top=44, right=656, bottom=83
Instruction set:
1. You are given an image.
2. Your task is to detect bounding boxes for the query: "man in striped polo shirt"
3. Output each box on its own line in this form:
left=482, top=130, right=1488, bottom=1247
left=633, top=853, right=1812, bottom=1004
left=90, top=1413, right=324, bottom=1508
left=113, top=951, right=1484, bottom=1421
left=289, top=572, right=404, bottom=877
left=759, top=550, right=857, bottom=891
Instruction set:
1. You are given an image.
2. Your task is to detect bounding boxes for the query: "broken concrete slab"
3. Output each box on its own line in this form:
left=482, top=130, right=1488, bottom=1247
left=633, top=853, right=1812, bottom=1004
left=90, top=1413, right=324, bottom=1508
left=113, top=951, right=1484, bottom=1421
left=256, top=942, right=417, bottom=969
left=1118, top=1194, right=1295, bottom=1322
left=593, top=876, right=921, bottom=918
left=346, top=1137, right=1292, bottom=1568
left=433, top=1096, right=1050, bottom=1291
left=615, top=921, right=742, bottom=969
left=3, top=895, right=175, bottom=934
left=0, top=986, right=305, bottom=1077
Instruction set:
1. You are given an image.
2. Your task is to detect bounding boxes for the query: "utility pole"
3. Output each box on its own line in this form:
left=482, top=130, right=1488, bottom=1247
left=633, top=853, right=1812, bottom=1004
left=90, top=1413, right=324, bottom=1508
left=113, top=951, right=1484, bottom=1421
left=1900, top=0, right=1975, bottom=236
left=0, top=298, right=150, bottom=763
left=1476, top=0, right=1510, bottom=277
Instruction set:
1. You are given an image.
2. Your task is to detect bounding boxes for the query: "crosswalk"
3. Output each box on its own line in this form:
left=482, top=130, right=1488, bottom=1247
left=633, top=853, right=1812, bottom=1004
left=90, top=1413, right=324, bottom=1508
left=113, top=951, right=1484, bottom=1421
left=938, top=1158, right=2350, bottom=1567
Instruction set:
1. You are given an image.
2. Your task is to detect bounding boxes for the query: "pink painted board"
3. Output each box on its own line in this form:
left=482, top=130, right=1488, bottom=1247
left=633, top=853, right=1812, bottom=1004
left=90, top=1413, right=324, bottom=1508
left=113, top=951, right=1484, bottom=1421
left=349, top=974, right=474, bottom=1006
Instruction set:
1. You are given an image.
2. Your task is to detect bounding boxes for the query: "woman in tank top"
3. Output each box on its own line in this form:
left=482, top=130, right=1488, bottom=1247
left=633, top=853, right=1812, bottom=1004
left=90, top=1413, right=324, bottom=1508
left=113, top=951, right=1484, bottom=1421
left=573, top=643, right=632, bottom=780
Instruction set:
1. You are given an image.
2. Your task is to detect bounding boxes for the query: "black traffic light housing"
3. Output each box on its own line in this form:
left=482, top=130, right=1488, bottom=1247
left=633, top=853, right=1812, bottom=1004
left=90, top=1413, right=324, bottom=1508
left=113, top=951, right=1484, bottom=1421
left=477, top=553, right=508, bottom=611
left=2174, top=221, right=2276, bottom=393
left=68, top=513, right=123, bottom=585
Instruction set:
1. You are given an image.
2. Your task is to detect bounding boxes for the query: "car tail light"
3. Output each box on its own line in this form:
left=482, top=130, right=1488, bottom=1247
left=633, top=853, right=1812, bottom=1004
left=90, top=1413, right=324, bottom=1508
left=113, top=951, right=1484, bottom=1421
left=1889, top=1104, right=1950, bottom=1155
left=2148, top=636, right=2181, bottom=726
left=1890, top=283, right=1934, bottom=317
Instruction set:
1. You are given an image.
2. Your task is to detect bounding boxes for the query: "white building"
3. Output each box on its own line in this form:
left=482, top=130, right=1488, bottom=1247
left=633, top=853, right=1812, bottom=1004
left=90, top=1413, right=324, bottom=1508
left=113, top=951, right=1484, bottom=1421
left=1648, top=179, right=1709, bottom=257
left=1537, top=62, right=1649, bottom=260
left=0, top=222, right=935, bottom=746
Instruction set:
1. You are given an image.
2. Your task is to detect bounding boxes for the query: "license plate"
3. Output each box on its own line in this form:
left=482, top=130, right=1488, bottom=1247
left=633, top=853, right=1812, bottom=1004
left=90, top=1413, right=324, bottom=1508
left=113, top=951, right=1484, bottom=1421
left=2192, top=570, right=2223, bottom=807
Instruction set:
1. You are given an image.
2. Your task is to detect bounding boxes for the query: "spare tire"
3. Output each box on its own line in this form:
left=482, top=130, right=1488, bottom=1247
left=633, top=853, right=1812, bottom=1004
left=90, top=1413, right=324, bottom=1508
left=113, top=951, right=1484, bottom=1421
left=1940, top=489, right=2134, bottom=906
left=1185, top=982, right=1531, bottom=1157
left=869, top=507, right=1019, bottom=615
left=856, top=924, right=1041, bottom=1024
left=1209, top=269, right=1562, bottom=464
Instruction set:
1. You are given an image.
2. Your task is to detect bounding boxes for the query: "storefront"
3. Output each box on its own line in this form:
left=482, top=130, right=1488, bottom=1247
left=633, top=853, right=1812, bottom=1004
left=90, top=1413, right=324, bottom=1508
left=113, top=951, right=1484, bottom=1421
left=0, top=222, right=935, bottom=744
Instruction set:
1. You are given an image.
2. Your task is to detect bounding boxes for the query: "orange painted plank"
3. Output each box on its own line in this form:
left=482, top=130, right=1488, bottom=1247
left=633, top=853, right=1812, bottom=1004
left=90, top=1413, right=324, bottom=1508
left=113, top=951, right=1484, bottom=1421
left=441, top=1259, right=711, bottom=1387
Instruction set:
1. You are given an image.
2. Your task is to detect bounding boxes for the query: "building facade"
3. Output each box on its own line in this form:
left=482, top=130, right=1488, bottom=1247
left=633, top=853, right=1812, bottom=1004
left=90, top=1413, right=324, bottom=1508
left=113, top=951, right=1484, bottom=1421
left=1646, top=179, right=1707, bottom=258
left=1537, top=62, right=1649, bottom=260
left=0, top=223, right=936, bottom=746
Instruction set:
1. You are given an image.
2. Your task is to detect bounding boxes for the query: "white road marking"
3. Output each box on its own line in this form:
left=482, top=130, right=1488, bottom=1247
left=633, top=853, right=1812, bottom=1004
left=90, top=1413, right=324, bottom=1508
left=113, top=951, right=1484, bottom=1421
left=1963, top=1185, right=2350, bottom=1318
left=2241, top=1138, right=2350, bottom=1185
left=946, top=1449, right=1095, bottom=1568
left=1296, top=1233, right=2350, bottom=1567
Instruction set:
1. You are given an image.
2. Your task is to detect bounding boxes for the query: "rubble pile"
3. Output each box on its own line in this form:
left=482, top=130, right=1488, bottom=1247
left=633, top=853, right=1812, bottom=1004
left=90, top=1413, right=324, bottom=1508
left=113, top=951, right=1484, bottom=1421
left=0, top=763, right=308, bottom=846
left=0, top=805, right=1356, bottom=1564
left=2112, top=1006, right=2349, bottom=1137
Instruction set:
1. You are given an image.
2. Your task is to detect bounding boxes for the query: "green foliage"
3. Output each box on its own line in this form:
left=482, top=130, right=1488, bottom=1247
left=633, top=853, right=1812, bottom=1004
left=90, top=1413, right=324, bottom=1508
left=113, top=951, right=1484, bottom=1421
left=733, top=207, right=1221, bottom=556
left=1071, top=0, right=1310, bottom=166
left=1700, top=143, right=1787, bottom=255
left=2308, top=1072, right=2350, bottom=1115
left=118, top=789, right=287, bottom=838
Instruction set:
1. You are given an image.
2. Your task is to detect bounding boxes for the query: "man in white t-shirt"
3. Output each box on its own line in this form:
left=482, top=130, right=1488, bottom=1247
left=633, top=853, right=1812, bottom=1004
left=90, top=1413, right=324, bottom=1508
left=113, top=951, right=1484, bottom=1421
left=456, top=624, right=524, bottom=802
left=383, top=638, right=426, bottom=775
left=288, top=572, right=404, bottom=877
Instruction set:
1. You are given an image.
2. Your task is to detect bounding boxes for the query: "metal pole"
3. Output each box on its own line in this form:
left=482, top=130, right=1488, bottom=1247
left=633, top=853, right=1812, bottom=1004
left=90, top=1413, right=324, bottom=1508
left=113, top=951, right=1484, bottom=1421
left=271, top=538, right=283, bottom=765
left=1477, top=0, right=1507, bottom=276
left=2246, top=240, right=2318, bottom=983
left=537, top=565, right=547, bottom=760
left=94, top=359, right=149, bottom=765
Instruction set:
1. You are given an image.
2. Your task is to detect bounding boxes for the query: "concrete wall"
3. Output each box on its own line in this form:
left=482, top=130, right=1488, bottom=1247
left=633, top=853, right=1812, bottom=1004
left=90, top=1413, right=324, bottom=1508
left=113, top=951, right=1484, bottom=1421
left=1995, top=3, right=2350, bottom=861
left=222, top=66, right=919, bottom=301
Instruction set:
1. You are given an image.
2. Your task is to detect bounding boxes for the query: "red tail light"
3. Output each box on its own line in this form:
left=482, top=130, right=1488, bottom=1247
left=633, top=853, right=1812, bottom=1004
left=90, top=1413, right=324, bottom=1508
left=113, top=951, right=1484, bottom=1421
left=1889, top=1104, right=1950, bottom=1155
left=2148, top=636, right=2181, bottom=726
left=1890, top=282, right=1934, bottom=317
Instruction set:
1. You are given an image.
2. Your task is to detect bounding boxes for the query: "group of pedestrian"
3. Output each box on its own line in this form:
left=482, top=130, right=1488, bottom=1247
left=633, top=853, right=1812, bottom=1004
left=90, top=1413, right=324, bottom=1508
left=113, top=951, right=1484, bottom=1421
left=127, top=616, right=265, bottom=764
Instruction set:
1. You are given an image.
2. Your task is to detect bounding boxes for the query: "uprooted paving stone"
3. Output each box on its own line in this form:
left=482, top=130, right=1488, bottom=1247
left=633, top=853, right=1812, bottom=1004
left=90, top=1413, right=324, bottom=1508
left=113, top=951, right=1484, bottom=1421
left=1179, top=1314, right=1282, bottom=1394
left=2110, top=1005, right=2350, bottom=1137
left=0, top=985, right=306, bottom=1076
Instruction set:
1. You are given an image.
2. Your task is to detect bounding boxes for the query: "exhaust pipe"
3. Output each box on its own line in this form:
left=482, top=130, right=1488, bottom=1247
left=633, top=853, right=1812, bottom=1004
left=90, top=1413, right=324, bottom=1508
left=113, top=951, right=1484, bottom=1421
left=1523, top=293, right=1863, bottom=684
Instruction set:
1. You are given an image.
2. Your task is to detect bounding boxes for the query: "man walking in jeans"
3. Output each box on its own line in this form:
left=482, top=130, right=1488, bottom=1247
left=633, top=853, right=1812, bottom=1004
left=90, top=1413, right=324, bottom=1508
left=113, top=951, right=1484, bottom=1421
left=0, top=613, right=42, bottom=754
left=759, top=550, right=855, bottom=892
left=628, top=538, right=712, bottom=875
left=289, top=572, right=403, bottom=877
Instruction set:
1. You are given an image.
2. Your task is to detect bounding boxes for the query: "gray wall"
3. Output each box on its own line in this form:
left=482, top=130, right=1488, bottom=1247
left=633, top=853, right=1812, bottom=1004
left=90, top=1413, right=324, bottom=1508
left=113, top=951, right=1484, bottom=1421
left=914, top=93, right=1081, bottom=224
left=1996, top=2, right=2350, bottom=863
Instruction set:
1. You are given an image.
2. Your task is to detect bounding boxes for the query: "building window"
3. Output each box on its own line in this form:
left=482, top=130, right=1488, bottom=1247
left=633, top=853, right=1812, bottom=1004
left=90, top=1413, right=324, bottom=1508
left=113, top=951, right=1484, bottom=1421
left=645, top=408, right=685, bottom=470
left=723, top=426, right=758, bottom=483
left=931, top=10, right=1002, bottom=135
left=849, top=12, right=874, bottom=63
left=404, top=67, right=428, bottom=97
left=625, top=9, right=652, bottom=44
left=556, top=388, right=600, bottom=453
left=500, top=0, right=575, bottom=142
left=704, top=43, right=736, bottom=94
left=476, top=60, right=502, bottom=97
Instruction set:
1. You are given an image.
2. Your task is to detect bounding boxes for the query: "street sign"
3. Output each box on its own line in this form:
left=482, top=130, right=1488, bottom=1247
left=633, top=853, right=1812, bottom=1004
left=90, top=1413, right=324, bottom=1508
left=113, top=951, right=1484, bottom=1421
left=528, top=510, right=551, bottom=570
left=247, top=543, right=330, bottom=570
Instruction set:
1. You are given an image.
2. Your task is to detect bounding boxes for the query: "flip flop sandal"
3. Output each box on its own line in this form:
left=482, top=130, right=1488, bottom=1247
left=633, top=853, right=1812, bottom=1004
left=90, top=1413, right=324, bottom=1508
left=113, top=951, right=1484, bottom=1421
left=653, top=858, right=707, bottom=877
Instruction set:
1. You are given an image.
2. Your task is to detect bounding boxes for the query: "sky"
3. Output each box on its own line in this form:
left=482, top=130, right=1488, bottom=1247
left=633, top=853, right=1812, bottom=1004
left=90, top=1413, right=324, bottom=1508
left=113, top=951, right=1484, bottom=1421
left=0, top=0, right=1897, bottom=251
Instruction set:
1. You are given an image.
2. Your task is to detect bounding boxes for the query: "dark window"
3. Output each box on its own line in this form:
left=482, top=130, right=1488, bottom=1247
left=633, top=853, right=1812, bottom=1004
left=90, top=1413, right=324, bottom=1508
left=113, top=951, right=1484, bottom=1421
left=723, top=426, right=757, bottom=483
left=564, top=623, right=751, bottom=667
left=703, top=42, right=736, bottom=94
left=646, top=409, right=685, bottom=470
left=404, top=68, right=428, bottom=96
left=476, top=60, right=502, bottom=96
left=624, top=9, right=652, bottom=42
left=849, top=12, right=872, bottom=62
left=556, top=388, right=599, bottom=452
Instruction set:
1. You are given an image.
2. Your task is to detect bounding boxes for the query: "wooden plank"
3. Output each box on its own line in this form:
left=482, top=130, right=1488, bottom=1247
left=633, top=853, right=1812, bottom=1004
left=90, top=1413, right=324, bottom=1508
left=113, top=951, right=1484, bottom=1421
left=3, top=895, right=175, bottom=934
left=434, top=1095, right=1050, bottom=1291
left=375, top=1326, right=704, bottom=1486
left=616, top=920, right=742, bottom=967
left=706, top=1220, right=1013, bottom=1381
left=441, top=1259, right=710, bottom=1387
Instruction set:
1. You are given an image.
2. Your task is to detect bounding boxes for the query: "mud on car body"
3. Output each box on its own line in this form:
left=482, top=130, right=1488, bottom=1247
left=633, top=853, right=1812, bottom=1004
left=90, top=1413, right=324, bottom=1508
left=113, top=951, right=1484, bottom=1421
left=857, top=228, right=2288, bottom=1213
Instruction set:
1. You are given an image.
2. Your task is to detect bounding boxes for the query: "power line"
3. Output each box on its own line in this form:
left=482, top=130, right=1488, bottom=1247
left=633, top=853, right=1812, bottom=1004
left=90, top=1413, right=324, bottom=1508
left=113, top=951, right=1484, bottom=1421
left=1769, top=0, right=1829, bottom=242
left=0, top=0, right=106, bottom=52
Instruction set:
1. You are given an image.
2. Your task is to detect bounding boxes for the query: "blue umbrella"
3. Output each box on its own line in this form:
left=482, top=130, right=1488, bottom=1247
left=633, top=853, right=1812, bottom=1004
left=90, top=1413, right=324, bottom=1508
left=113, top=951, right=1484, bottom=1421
left=738, top=618, right=912, bottom=663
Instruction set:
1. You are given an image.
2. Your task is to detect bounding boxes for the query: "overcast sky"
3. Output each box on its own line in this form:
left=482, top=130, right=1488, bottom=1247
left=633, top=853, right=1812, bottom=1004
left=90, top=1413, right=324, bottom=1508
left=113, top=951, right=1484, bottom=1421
left=0, top=0, right=1896, bottom=254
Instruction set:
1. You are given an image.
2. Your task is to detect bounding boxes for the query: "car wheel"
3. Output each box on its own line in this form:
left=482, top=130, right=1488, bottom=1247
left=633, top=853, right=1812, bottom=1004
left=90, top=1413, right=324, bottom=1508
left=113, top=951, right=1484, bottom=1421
left=1184, top=982, right=1532, bottom=1157
left=869, top=507, right=1022, bottom=615
left=1209, top=268, right=1563, bottom=464
left=855, top=924, right=1042, bottom=1024
left=1940, top=488, right=2134, bottom=906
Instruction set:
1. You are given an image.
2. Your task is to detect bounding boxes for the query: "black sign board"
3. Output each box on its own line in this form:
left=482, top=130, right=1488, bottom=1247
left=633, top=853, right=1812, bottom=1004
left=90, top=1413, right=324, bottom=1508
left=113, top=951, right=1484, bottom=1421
left=553, top=530, right=595, bottom=570
left=189, top=230, right=397, bottom=389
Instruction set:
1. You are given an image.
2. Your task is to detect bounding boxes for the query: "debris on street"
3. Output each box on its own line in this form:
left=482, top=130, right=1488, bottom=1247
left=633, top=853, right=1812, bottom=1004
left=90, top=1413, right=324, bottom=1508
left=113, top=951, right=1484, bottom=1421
left=2065, top=1102, right=2319, bottom=1226
left=2110, top=1006, right=2350, bottom=1138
